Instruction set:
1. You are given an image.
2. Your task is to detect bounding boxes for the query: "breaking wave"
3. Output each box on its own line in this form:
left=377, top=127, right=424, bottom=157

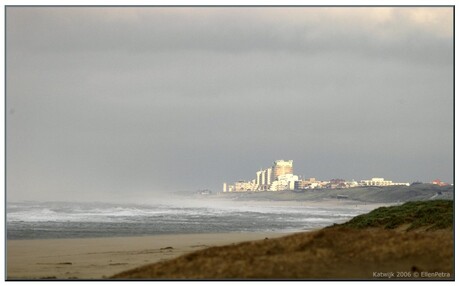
left=7, top=200, right=370, bottom=239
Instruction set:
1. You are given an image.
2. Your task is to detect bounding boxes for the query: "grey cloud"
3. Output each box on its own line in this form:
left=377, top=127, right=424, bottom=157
left=8, top=7, right=452, bottom=64
left=6, top=7, right=453, bottom=202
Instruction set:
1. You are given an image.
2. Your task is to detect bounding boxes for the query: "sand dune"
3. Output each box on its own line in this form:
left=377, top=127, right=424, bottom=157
left=112, top=200, right=454, bottom=280
left=111, top=227, right=453, bottom=279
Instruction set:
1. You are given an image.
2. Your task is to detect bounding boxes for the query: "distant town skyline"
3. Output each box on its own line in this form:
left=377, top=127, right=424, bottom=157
left=222, top=159, right=446, bottom=193
left=6, top=7, right=453, bottom=202
left=225, top=159, right=453, bottom=185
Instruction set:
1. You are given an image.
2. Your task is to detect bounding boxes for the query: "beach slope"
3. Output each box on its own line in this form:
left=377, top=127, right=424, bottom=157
left=112, top=200, right=453, bottom=280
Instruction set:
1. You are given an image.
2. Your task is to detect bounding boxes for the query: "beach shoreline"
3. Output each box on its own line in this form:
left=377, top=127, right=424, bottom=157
left=6, top=199, right=392, bottom=280
left=7, top=231, right=289, bottom=280
left=7, top=200, right=453, bottom=280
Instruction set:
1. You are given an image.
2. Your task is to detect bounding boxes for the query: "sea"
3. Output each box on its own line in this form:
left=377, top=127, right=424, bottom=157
left=7, top=199, right=375, bottom=240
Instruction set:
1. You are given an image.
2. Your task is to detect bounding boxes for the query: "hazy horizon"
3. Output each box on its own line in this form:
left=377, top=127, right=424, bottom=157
left=6, top=7, right=454, bottom=202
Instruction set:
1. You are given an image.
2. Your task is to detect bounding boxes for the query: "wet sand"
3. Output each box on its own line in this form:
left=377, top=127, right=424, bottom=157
left=7, top=232, right=287, bottom=279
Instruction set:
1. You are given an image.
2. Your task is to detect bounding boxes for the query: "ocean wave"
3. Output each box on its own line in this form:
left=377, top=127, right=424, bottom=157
left=6, top=201, right=375, bottom=239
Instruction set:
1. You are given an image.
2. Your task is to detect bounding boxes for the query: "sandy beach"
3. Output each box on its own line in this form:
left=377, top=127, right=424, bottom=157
left=7, top=232, right=287, bottom=279
left=6, top=199, right=391, bottom=280
left=7, top=200, right=453, bottom=280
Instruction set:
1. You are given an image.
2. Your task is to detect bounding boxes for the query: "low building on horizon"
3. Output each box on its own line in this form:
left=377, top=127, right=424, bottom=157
left=432, top=179, right=450, bottom=186
left=360, top=177, right=409, bottom=187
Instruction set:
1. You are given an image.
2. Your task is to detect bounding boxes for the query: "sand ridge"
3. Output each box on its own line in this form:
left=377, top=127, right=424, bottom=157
left=112, top=227, right=453, bottom=280
left=111, top=200, right=454, bottom=280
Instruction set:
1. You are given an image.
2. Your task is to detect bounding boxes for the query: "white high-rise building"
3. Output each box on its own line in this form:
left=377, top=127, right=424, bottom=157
left=256, top=171, right=262, bottom=188
left=264, top=168, right=272, bottom=189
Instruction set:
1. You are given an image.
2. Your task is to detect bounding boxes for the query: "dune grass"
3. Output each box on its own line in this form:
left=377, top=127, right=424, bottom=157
left=339, top=200, right=453, bottom=231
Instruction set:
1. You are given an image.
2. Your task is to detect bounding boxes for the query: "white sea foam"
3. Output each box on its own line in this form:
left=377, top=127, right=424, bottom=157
left=6, top=200, right=374, bottom=239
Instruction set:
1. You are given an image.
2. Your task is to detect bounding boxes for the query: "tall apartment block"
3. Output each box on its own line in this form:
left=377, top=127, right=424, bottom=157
left=224, top=160, right=295, bottom=192
left=258, top=168, right=272, bottom=191
left=272, top=160, right=293, bottom=181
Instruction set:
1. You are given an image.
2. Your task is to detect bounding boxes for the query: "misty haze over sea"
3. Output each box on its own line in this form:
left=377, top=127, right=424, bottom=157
left=7, top=199, right=372, bottom=240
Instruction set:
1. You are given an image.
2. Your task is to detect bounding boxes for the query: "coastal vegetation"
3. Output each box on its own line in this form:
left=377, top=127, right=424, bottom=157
left=340, top=200, right=453, bottom=231
left=112, top=200, right=453, bottom=279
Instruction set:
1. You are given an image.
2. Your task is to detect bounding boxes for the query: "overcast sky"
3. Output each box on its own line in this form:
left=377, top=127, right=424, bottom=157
left=6, top=7, right=453, bottom=202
